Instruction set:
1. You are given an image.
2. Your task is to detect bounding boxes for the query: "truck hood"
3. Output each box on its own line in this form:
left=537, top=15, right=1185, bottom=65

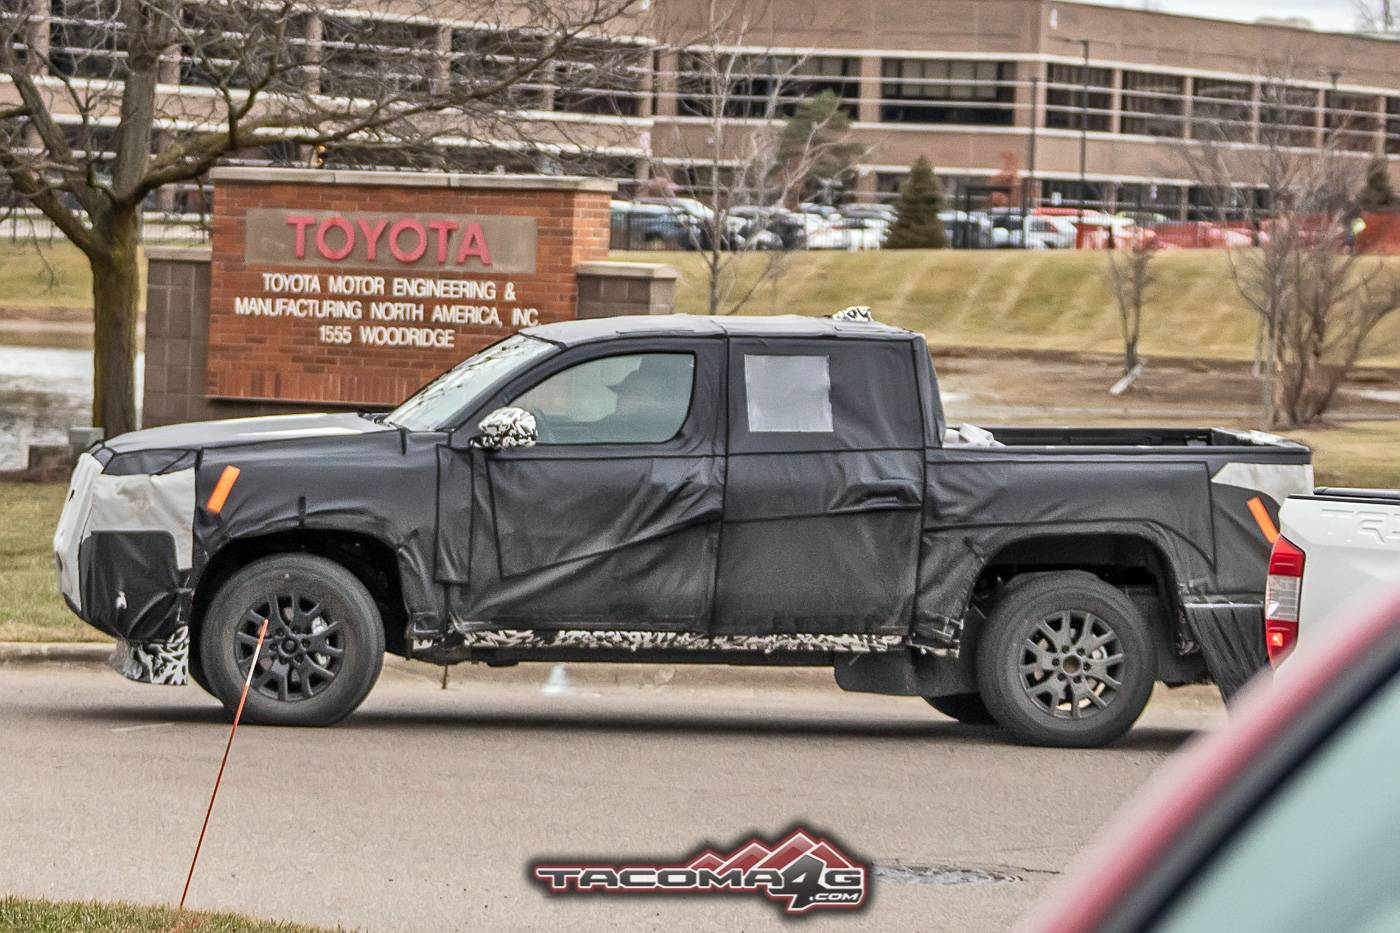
left=102, top=412, right=394, bottom=454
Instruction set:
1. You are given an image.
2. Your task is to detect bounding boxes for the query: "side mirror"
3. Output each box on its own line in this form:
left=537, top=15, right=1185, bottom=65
left=472, top=406, right=538, bottom=451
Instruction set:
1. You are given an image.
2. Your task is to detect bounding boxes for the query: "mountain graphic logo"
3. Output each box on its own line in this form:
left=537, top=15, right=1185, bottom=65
left=532, top=827, right=869, bottom=915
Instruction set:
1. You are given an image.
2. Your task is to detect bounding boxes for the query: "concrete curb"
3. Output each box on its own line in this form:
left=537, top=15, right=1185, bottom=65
left=0, top=641, right=113, bottom=666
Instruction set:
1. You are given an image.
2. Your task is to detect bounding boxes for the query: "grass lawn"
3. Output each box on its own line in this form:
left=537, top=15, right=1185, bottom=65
left=0, top=482, right=93, bottom=643
left=1291, top=420, right=1400, bottom=490
left=617, top=249, right=1400, bottom=367
left=0, top=897, right=332, bottom=932
left=0, top=242, right=103, bottom=312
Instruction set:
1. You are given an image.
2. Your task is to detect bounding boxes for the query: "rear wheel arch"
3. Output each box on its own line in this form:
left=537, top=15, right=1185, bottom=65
left=964, top=532, right=1187, bottom=672
left=974, top=571, right=1158, bottom=746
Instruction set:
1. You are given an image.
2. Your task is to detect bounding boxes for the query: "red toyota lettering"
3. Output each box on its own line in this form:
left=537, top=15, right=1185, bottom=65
left=454, top=222, right=493, bottom=266
left=286, top=215, right=317, bottom=258
left=316, top=216, right=355, bottom=261
left=356, top=218, right=389, bottom=261
left=389, top=218, right=428, bottom=263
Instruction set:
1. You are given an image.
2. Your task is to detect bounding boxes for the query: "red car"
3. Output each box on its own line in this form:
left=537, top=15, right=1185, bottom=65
left=1025, top=585, right=1400, bottom=932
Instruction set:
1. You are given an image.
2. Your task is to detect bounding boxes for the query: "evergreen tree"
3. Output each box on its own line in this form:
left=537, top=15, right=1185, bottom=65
left=1358, top=159, right=1397, bottom=212
left=884, top=156, right=948, bottom=249
left=777, top=91, right=864, bottom=201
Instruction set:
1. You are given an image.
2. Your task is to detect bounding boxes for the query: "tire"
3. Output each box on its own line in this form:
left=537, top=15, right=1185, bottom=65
left=975, top=572, right=1155, bottom=748
left=187, top=642, right=214, bottom=697
left=198, top=553, right=385, bottom=727
left=923, top=692, right=996, bottom=725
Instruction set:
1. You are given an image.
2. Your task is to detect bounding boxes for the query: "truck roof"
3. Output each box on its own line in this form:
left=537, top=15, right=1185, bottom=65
left=522, top=314, right=914, bottom=347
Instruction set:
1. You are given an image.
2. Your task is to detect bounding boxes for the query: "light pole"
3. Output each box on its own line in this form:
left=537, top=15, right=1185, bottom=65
left=1073, top=38, right=1090, bottom=227
left=1026, top=74, right=1039, bottom=210
left=1055, top=38, right=1093, bottom=229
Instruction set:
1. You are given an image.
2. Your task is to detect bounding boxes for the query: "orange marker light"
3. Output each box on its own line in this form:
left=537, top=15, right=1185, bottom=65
left=1246, top=495, right=1280, bottom=544
left=206, top=465, right=241, bottom=514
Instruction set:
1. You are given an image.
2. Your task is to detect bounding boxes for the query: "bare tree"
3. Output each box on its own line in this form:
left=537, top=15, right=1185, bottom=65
left=1186, top=71, right=1400, bottom=427
left=1105, top=228, right=1157, bottom=392
left=648, top=0, right=864, bottom=316
left=1353, top=0, right=1398, bottom=34
left=0, top=0, right=641, bottom=435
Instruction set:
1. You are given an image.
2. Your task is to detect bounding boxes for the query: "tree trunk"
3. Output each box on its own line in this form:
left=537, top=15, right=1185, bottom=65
left=89, top=210, right=142, bottom=437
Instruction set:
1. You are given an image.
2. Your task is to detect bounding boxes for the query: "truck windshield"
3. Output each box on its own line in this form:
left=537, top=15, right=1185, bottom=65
left=385, top=334, right=556, bottom=431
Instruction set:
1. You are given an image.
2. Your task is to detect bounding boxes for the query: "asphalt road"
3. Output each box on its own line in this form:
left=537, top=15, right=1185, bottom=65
left=1, top=659, right=1224, bottom=932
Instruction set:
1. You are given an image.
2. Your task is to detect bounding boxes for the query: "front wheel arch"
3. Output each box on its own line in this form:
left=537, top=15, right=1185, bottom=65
left=198, top=552, right=385, bottom=725
left=192, top=529, right=408, bottom=658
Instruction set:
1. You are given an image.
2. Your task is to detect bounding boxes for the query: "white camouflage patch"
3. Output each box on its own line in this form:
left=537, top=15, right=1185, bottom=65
left=112, top=624, right=189, bottom=685
left=450, top=626, right=903, bottom=654
left=831, top=306, right=874, bottom=323
left=476, top=406, right=538, bottom=449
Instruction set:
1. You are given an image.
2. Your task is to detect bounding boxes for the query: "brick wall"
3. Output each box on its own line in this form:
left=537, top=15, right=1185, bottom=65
left=205, top=169, right=614, bottom=406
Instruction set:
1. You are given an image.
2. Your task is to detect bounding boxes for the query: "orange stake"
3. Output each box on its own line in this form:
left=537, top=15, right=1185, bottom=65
left=180, top=618, right=268, bottom=911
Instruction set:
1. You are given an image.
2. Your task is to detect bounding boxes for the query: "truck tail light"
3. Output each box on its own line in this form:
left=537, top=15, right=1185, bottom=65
left=1264, top=535, right=1305, bottom=667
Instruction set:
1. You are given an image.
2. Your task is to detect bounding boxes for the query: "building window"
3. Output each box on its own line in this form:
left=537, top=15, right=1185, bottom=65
left=319, top=15, right=438, bottom=100
left=451, top=30, right=552, bottom=110
left=1121, top=71, right=1185, bottom=137
left=1115, top=183, right=1186, bottom=218
left=552, top=41, right=646, bottom=117
left=1259, top=82, right=1318, bottom=149
left=677, top=54, right=858, bottom=119
left=879, top=59, right=1016, bottom=126
left=1042, top=179, right=1108, bottom=211
left=1045, top=64, right=1113, bottom=132
left=1326, top=91, right=1380, bottom=153
left=48, top=0, right=125, bottom=80
left=1192, top=78, right=1254, bottom=142
left=1388, top=98, right=1400, bottom=156
left=1187, top=184, right=1268, bottom=221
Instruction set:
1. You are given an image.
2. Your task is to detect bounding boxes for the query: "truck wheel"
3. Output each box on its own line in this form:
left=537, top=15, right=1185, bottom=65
left=923, top=693, right=995, bottom=724
left=187, top=644, right=214, bottom=697
left=198, top=554, right=385, bottom=727
left=976, top=572, right=1155, bottom=748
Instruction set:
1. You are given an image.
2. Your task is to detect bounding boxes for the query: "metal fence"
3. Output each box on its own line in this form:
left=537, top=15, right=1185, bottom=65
left=0, top=210, right=211, bottom=246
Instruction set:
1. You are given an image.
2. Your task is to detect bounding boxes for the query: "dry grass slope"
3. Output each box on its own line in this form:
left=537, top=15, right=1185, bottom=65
left=619, top=249, right=1400, bottom=366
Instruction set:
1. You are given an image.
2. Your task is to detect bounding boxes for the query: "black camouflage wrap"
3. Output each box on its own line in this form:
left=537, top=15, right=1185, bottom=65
left=60, top=316, right=1309, bottom=697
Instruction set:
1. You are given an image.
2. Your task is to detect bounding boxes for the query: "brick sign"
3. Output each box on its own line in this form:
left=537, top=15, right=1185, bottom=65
left=205, top=168, right=613, bottom=406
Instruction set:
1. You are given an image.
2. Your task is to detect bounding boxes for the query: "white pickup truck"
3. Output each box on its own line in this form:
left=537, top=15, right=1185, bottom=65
left=1268, top=488, right=1400, bottom=665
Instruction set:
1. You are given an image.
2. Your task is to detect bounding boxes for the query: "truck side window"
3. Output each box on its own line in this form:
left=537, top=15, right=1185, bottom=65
left=744, top=355, right=833, bottom=433
left=511, top=353, right=695, bottom=444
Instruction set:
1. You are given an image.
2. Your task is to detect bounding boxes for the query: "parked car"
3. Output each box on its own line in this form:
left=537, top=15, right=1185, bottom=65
left=1024, top=583, right=1400, bottom=932
left=1265, top=487, right=1400, bottom=667
left=839, top=202, right=898, bottom=225
left=56, top=315, right=1310, bottom=744
left=989, top=213, right=1077, bottom=249
left=839, top=215, right=888, bottom=249
left=798, top=210, right=846, bottom=248
left=728, top=206, right=808, bottom=250
left=611, top=201, right=698, bottom=250
left=939, top=209, right=995, bottom=249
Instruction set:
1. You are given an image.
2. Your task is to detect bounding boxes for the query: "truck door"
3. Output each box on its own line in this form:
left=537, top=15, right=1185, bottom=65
left=444, top=338, right=725, bottom=632
left=714, top=337, right=925, bottom=636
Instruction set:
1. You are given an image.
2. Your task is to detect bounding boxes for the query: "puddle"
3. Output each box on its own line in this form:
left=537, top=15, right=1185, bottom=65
left=874, top=863, right=1023, bottom=886
left=1347, top=387, right=1400, bottom=404
left=0, top=345, right=143, bottom=470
